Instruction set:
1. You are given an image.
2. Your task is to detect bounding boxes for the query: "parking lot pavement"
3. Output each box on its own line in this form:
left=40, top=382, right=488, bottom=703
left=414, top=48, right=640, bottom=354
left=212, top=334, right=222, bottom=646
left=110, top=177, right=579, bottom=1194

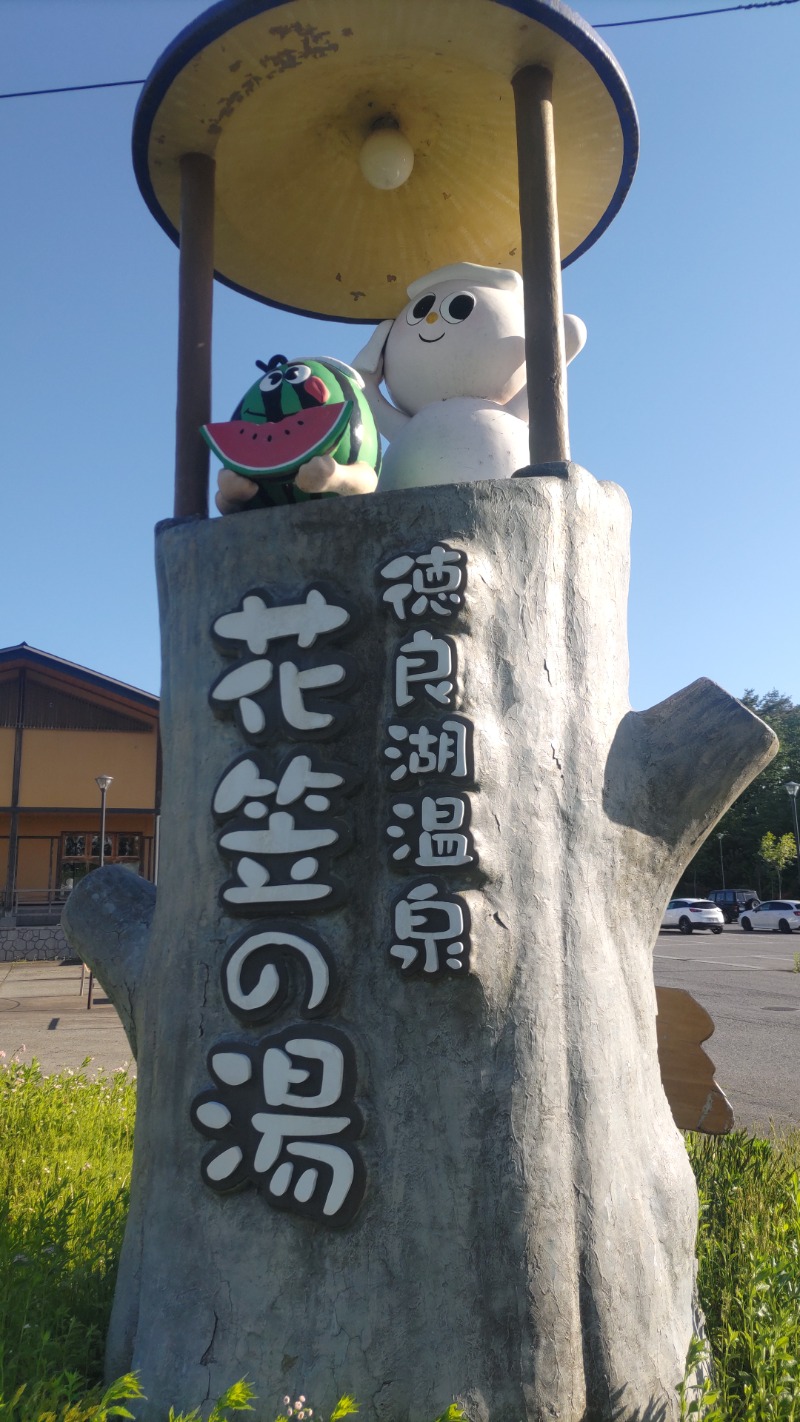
left=654, top=923, right=800, bottom=1133
left=0, top=961, right=132, bottom=1076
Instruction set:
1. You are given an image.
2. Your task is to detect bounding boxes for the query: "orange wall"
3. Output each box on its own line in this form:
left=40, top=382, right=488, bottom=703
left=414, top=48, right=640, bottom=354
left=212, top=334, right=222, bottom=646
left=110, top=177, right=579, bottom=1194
left=0, top=729, right=16, bottom=804
left=17, top=837, right=52, bottom=889
left=7, top=814, right=156, bottom=894
left=14, top=811, right=155, bottom=838
left=18, top=730, right=157, bottom=809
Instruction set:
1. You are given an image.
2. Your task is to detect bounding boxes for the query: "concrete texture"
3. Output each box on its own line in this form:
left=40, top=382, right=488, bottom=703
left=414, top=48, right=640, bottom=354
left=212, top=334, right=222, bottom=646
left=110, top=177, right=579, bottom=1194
left=63, top=471, right=777, bottom=1421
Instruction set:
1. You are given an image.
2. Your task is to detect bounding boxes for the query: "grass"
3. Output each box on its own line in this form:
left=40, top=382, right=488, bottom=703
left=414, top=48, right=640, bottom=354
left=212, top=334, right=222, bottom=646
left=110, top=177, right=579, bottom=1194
left=0, top=1057, right=134, bottom=1414
left=0, top=1058, right=798, bottom=1419
left=685, top=1130, right=800, bottom=1419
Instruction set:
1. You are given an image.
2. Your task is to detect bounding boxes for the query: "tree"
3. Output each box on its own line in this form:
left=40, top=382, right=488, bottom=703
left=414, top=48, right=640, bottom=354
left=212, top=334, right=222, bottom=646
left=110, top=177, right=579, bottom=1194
left=758, top=831, right=797, bottom=896
left=678, top=691, right=800, bottom=896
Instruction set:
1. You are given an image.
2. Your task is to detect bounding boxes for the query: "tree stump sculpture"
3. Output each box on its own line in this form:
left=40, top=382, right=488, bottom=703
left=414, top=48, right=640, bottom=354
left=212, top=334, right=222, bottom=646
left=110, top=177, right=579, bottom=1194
left=64, top=468, right=776, bottom=1420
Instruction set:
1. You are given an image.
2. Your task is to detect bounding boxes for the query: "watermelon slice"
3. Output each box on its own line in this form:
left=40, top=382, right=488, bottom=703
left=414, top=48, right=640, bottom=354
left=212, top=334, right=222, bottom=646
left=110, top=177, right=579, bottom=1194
left=202, top=400, right=353, bottom=482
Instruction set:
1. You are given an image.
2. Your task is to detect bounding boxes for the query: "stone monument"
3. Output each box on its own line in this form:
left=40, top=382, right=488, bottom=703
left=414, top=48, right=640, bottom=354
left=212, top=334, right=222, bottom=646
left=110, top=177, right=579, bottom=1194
left=63, top=2, right=776, bottom=1417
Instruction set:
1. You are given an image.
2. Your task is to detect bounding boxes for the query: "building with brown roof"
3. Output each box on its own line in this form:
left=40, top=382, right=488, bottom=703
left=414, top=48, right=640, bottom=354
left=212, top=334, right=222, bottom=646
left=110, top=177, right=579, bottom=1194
left=0, top=645, right=159, bottom=958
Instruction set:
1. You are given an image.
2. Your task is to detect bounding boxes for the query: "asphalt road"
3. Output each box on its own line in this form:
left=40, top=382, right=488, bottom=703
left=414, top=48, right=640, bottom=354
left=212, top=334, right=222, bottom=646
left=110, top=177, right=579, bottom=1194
left=654, top=923, right=800, bottom=1133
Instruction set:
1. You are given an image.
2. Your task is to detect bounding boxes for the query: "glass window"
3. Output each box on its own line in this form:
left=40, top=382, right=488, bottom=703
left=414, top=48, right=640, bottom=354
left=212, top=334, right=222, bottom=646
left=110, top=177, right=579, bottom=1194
left=59, top=830, right=142, bottom=883
left=58, top=861, right=92, bottom=891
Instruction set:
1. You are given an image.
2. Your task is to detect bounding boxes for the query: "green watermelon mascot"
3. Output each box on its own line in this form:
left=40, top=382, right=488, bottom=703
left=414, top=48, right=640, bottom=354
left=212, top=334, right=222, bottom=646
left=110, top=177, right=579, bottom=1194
left=207, top=355, right=382, bottom=511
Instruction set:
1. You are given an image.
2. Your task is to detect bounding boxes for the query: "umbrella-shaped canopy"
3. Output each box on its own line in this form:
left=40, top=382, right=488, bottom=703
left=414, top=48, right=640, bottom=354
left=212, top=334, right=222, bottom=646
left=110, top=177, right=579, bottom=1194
left=133, top=0, right=638, bottom=323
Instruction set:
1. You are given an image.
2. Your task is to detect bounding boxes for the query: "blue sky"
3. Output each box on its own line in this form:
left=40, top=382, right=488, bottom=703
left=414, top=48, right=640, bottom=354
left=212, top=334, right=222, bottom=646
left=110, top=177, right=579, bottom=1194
left=1, top=0, right=797, bottom=709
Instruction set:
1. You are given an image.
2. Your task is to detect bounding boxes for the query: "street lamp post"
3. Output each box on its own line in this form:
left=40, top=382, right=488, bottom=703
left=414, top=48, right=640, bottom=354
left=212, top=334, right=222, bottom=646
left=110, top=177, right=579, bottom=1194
left=96, top=774, right=113, bottom=868
left=717, top=832, right=726, bottom=889
left=784, top=781, right=800, bottom=895
left=84, top=775, right=113, bottom=1010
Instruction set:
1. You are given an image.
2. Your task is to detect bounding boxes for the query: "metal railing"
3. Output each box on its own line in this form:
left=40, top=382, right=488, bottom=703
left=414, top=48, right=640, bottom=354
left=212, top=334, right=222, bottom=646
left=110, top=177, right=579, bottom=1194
left=4, top=888, right=72, bottom=926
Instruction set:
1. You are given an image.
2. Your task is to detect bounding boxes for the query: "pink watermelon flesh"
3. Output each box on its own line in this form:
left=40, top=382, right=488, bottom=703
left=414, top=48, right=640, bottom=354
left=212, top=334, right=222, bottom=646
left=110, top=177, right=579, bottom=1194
left=202, top=400, right=353, bottom=482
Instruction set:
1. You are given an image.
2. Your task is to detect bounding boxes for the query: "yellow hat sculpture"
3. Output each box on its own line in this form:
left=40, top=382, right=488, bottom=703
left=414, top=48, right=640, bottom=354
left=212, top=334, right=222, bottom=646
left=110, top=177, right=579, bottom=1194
left=133, top=0, right=638, bottom=510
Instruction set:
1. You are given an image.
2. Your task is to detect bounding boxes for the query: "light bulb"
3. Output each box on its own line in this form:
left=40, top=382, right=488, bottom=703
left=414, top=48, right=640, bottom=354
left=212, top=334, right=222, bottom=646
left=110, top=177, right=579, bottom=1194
left=359, top=127, right=414, bottom=190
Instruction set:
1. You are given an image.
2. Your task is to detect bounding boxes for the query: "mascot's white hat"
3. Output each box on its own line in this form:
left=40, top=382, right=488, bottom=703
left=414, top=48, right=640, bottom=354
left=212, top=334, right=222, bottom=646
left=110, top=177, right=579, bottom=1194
left=354, top=262, right=527, bottom=375
left=406, top=263, right=523, bottom=300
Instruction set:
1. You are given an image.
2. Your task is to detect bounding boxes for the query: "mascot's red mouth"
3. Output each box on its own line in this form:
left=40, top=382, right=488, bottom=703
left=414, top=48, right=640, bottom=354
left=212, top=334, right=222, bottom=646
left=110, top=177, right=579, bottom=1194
left=304, top=375, right=330, bottom=403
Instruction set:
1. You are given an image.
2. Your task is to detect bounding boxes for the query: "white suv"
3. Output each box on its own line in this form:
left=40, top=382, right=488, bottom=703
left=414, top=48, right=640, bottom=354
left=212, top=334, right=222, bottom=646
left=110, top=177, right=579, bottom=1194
left=739, top=900, right=800, bottom=933
left=661, top=898, right=724, bottom=934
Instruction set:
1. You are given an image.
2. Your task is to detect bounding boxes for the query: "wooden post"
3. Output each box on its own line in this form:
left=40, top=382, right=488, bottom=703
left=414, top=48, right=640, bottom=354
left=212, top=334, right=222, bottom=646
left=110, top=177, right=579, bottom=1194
left=511, top=65, right=570, bottom=466
left=3, top=671, right=25, bottom=918
left=175, top=153, right=215, bottom=519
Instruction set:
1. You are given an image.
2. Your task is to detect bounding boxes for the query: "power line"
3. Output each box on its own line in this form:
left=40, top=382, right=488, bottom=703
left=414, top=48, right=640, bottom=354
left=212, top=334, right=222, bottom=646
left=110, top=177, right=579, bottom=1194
left=0, top=0, right=797, bottom=100
left=0, top=78, right=144, bottom=100
left=596, top=0, right=798, bottom=28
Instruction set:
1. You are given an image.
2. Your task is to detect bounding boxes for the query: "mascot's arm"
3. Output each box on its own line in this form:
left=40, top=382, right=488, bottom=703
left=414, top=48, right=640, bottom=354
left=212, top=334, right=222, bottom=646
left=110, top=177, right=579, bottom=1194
left=295, top=454, right=378, bottom=497
left=216, top=456, right=378, bottom=509
left=505, top=313, right=588, bottom=423
left=353, top=319, right=411, bottom=442
left=216, top=468, right=259, bottom=514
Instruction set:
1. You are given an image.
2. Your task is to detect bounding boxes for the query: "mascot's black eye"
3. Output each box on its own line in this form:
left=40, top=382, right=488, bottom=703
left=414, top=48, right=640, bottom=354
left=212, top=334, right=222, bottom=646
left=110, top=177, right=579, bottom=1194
left=283, top=364, right=313, bottom=385
left=258, top=370, right=283, bottom=392
left=407, top=293, right=436, bottom=325
left=440, top=292, right=475, bottom=324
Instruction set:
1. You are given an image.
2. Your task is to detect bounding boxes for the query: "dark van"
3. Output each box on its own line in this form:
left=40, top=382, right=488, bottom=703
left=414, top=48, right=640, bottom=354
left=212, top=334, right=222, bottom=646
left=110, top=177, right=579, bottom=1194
left=706, top=888, right=759, bottom=923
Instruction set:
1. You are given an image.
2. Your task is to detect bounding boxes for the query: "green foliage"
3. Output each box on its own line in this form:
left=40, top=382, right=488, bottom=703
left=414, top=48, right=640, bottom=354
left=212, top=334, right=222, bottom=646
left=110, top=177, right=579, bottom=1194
left=679, top=690, right=800, bottom=898
left=167, top=1378, right=255, bottom=1422
left=687, top=1130, right=800, bottom=1419
left=677, top=1336, right=722, bottom=1420
left=0, top=1370, right=145, bottom=1422
left=3, top=1065, right=800, bottom=1419
left=0, top=1058, right=135, bottom=1401
left=329, top=1401, right=358, bottom=1421
left=759, top=832, right=797, bottom=896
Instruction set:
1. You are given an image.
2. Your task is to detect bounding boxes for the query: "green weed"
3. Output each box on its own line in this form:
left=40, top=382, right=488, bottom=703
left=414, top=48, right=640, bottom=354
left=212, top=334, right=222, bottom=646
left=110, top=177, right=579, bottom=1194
left=0, top=1370, right=144, bottom=1422
left=687, top=1130, right=800, bottom=1418
left=2, top=1060, right=799, bottom=1418
left=0, top=1058, right=135, bottom=1400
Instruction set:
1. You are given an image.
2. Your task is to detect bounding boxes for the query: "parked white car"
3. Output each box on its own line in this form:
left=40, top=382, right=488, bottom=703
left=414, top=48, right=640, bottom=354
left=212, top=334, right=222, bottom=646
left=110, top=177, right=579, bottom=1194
left=661, top=898, right=725, bottom=934
left=739, top=900, right=800, bottom=933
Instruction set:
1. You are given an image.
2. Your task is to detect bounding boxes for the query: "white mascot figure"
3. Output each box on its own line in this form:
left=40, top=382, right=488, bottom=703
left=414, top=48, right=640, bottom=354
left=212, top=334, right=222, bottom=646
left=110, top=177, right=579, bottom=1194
left=354, top=261, right=586, bottom=490
left=215, top=261, right=585, bottom=511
